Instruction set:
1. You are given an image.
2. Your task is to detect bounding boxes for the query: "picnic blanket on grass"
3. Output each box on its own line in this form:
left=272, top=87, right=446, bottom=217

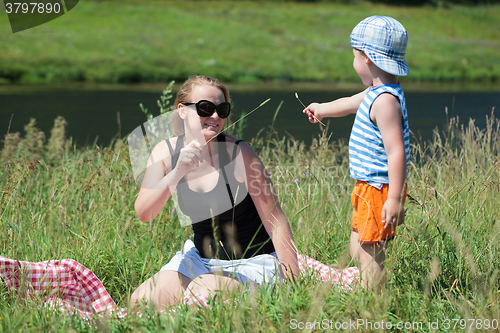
left=0, top=255, right=359, bottom=319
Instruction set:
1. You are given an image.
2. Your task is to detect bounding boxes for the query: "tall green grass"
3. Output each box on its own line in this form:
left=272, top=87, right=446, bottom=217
left=1, top=106, right=499, bottom=331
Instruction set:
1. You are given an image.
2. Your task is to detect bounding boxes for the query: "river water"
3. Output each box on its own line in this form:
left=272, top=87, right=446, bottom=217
left=0, top=83, right=498, bottom=148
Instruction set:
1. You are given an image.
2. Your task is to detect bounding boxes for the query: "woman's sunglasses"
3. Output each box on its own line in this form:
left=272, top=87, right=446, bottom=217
left=183, top=100, right=231, bottom=119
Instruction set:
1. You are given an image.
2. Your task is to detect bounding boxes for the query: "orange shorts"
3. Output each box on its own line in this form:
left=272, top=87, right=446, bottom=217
left=351, top=180, right=407, bottom=244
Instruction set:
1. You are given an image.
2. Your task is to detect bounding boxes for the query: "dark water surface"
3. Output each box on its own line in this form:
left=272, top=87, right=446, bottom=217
left=0, top=83, right=498, bottom=148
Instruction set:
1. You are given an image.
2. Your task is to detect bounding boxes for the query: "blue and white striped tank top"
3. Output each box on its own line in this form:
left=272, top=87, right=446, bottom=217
left=348, top=84, right=410, bottom=187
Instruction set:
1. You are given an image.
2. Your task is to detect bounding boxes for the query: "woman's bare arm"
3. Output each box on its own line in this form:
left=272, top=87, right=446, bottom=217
left=236, top=142, right=300, bottom=279
left=135, top=139, right=202, bottom=221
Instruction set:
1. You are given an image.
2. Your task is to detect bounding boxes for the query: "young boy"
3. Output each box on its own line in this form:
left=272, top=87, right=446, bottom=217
left=303, top=16, right=410, bottom=289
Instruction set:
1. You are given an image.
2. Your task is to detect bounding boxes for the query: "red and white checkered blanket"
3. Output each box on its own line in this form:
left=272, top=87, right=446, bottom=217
left=0, top=255, right=359, bottom=318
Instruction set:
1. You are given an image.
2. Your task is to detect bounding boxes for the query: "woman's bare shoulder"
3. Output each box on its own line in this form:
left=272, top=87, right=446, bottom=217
left=149, top=137, right=179, bottom=168
left=223, top=134, right=239, bottom=144
left=223, top=135, right=256, bottom=157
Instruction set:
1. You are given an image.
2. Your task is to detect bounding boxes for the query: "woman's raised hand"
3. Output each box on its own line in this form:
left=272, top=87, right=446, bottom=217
left=174, top=140, right=203, bottom=176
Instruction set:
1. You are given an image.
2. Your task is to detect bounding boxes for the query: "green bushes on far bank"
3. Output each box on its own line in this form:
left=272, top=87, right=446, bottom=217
left=0, top=1, right=499, bottom=85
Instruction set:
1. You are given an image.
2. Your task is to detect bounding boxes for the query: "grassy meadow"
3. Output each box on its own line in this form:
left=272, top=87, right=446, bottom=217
left=0, top=93, right=499, bottom=331
left=1, top=1, right=500, bottom=85
left=2, top=0, right=500, bottom=331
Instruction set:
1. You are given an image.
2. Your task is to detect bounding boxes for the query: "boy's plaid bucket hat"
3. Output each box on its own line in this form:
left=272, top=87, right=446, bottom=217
left=350, top=16, right=409, bottom=76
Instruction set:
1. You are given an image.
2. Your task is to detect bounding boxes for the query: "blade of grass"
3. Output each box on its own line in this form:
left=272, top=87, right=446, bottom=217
left=295, top=93, right=326, bottom=126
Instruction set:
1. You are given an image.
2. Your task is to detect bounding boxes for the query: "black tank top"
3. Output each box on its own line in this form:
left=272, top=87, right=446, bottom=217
left=166, top=134, right=275, bottom=260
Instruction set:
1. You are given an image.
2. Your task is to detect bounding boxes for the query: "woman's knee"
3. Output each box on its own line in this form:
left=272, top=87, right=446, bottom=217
left=185, top=273, right=241, bottom=299
left=130, top=270, right=191, bottom=309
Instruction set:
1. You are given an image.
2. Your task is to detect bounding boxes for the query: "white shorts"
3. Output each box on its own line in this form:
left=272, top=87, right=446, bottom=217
left=160, top=240, right=282, bottom=286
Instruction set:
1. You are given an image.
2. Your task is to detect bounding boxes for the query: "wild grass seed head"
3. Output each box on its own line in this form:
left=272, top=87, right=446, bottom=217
left=47, top=115, right=70, bottom=162
left=1, top=131, right=21, bottom=162
left=17, top=118, right=45, bottom=160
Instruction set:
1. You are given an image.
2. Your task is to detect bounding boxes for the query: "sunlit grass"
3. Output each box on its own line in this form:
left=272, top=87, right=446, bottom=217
left=1, top=101, right=499, bottom=331
left=1, top=1, right=499, bottom=84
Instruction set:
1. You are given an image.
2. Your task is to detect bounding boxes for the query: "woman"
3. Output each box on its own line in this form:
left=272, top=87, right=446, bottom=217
left=130, top=75, right=299, bottom=310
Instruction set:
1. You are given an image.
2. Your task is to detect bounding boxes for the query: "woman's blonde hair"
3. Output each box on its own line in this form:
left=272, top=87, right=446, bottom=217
left=171, top=75, right=231, bottom=136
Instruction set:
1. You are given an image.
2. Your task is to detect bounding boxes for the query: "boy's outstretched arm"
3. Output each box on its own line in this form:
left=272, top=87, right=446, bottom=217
left=371, top=93, right=407, bottom=229
left=302, top=88, right=368, bottom=123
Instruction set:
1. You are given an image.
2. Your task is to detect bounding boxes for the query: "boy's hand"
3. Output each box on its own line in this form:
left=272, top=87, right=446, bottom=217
left=302, top=103, right=323, bottom=124
left=382, top=198, right=404, bottom=229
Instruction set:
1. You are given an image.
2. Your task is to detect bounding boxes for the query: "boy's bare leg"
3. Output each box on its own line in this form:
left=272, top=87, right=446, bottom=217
left=358, top=243, right=386, bottom=290
left=349, top=231, right=360, bottom=264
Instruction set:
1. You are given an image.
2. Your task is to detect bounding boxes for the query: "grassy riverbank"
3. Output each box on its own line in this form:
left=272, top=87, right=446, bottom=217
left=1, top=104, right=499, bottom=331
left=1, top=1, right=499, bottom=85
